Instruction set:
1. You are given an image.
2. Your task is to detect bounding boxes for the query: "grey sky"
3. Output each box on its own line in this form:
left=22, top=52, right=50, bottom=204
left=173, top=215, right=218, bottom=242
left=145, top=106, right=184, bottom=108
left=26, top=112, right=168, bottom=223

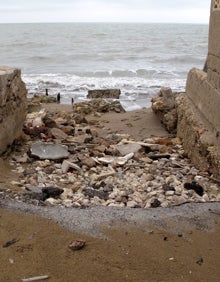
left=0, top=0, right=211, bottom=23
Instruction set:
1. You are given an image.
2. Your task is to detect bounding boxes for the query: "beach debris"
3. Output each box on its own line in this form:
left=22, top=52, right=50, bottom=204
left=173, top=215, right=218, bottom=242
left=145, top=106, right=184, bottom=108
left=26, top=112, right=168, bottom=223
left=68, top=240, right=86, bottom=251
left=61, top=160, right=81, bottom=173
left=3, top=98, right=219, bottom=210
left=87, top=89, right=121, bottom=99
left=148, top=154, right=171, bottom=160
left=97, top=152, right=134, bottom=166
left=25, top=109, right=47, bottom=127
left=30, top=142, right=69, bottom=160
left=21, top=275, right=49, bottom=282
left=196, top=258, right=204, bottom=266
left=3, top=238, right=19, bottom=248
left=184, top=182, right=204, bottom=196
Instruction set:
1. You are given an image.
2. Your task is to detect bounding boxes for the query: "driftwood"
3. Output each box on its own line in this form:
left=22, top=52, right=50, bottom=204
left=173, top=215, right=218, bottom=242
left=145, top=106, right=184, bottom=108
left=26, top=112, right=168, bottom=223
left=21, top=275, right=49, bottom=282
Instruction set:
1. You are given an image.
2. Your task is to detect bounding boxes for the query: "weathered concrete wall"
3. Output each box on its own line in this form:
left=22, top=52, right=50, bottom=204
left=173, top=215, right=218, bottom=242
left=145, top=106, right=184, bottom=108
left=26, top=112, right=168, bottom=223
left=176, top=0, right=220, bottom=178
left=0, top=67, right=27, bottom=154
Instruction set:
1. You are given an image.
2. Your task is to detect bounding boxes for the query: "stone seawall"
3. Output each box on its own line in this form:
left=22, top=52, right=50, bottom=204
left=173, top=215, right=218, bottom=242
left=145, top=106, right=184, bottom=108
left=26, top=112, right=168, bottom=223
left=0, top=67, right=27, bottom=154
left=152, top=1, right=220, bottom=178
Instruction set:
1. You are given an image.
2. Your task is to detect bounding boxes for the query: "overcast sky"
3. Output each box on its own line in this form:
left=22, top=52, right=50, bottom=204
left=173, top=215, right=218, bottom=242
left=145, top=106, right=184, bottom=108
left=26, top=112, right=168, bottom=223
left=0, top=0, right=211, bottom=24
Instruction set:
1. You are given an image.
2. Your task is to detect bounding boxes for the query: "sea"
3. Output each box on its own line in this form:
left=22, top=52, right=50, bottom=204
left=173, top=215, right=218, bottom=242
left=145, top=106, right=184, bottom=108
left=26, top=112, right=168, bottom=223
left=0, top=23, right=208, bottom=111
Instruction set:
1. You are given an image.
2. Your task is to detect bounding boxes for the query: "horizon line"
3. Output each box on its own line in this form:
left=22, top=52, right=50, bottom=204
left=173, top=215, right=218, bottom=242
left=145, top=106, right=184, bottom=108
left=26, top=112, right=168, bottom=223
left=0, top=21, right=209, bottom=25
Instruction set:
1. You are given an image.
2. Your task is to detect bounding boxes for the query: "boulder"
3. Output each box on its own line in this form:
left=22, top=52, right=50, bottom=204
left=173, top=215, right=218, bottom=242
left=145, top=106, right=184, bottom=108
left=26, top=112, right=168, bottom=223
left=0, top=67, right=27, bottom=154
left=151, top=87, right=178, bottom=133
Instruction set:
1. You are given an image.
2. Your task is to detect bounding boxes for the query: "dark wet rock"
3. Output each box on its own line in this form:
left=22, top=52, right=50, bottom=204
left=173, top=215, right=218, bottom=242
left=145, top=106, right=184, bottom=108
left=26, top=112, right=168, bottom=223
left=184, top=182, right=204, bottom=196
left=151, top=199, right=161, bottom=208
left=83, top=188, right=109, bottom=200
left=148, top=154, right=171, bottom=160
left=30, top=192, right=48, bottom=201
left=42, top=187, right=64, bottom=198
left=92, top=181, right=106, bottom=190
left=163, top=184, right=175, bottom=192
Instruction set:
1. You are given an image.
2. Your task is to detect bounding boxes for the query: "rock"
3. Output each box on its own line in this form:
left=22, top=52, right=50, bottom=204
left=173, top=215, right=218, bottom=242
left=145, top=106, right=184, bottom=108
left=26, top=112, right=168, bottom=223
left=87, top=89, right=121, bottom=99
left=42, top=187, right=64, bottom=198
left=30, top=142, right=69, bottom=160
left=151, top=87, right=177, bottom=133
left=45, top=197, right=60, bottom=205
left=72, top=98, right=125, bottom=114
left=184, top=182, right=204, bottom=196
left=42, top=115, right=57, bottom=128
left=83, top=188, right=109, bottom=200
left=151, top=199, right=161, bottom=208
left=61, top=160, right=81, bottom=173
left=13, top=153, right=29, bottom=163
left=127, top=200, right=139, bottom=208
left=77, top=155, right=97, bottom=168
left=59, top=125, right=75, bottom=136
left=116, top=143, right=142, bottom=156
left=68, top=240, right=86, bottom=251
left=50, top=128, right=68, bottom=140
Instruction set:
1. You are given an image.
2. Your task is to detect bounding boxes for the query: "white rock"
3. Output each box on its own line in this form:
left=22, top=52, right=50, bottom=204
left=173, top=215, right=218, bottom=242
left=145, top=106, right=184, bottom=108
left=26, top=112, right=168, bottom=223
left=202, top=194, right=209, bottom=202
left=161, top=201, right=169, bottom=208
left=165, top=191, right=175, bottom=196
left=45, top=197, right=59, bottom=205
left=63, top=199, right=73, bottom=207
left=62, top=160, right=81, bottom=173
left=127, top=200, right=138, bottom=208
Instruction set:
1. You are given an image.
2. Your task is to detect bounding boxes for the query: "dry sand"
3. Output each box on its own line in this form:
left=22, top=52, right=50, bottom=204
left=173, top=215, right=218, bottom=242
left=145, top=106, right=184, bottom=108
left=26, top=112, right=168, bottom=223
left=0, top=104, right=220, bottom=281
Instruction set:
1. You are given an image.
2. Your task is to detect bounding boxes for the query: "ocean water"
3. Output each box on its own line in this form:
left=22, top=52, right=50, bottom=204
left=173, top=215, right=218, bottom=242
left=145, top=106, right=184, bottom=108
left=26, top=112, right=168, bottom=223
left=0, top=23, right=208, bottom=110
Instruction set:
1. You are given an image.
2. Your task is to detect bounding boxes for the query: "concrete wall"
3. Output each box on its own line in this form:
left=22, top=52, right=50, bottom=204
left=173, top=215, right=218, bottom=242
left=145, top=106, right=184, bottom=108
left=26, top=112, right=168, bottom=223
left=177, top=0, right=220, bottom=178
left=0, top=67, right=27, bottom=154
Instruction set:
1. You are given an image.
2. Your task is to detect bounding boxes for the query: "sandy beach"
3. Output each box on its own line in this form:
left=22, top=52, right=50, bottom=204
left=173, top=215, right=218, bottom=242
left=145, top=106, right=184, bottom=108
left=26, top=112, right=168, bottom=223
left=0, top=102, right=220, bottom=282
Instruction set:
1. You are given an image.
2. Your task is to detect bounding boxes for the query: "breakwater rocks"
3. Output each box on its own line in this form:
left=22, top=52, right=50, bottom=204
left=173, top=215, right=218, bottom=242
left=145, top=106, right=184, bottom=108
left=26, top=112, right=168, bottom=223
left=3, top=100, right=219, bottom=209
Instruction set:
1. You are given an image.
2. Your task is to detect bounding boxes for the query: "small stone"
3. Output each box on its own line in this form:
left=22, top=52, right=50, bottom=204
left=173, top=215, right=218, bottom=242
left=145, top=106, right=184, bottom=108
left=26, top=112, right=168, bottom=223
left=184, top=182, right=204, bottom=196
left=165, top=191, right=175, bottom=196
left=42, top=187, right=64, bottom=198
left=68, top=240, right=86, bottom=251
left=127, top=200, right=138, bottom=208
left=50, top=127, right=68, bottom=140
left=151, top=199, right=161, bottom=208
left=45, top=197, right=59, bottom=205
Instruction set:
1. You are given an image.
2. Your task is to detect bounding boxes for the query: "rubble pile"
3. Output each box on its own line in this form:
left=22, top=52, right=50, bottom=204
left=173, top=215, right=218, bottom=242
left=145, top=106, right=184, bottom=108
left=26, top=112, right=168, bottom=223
left=4, top=100, right=220, bottom=209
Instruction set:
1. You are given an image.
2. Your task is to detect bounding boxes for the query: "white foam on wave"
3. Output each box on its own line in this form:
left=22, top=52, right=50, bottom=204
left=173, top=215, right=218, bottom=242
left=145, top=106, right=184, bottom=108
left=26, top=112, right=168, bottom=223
left=22, top=72, right=186, bottom=111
